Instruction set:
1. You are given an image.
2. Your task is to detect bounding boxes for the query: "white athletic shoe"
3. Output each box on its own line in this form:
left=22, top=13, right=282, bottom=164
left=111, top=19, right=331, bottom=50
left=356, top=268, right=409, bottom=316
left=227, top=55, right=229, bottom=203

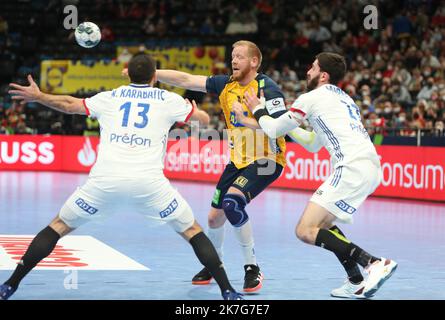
left=330, top=279, right=367, bottom=299
left=362, top=258, right=398, bottom=298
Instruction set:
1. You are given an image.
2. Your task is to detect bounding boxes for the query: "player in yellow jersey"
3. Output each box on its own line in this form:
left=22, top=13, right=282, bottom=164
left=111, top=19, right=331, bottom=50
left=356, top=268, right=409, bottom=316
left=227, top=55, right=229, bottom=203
left=151, top=41, right=287, bottom=292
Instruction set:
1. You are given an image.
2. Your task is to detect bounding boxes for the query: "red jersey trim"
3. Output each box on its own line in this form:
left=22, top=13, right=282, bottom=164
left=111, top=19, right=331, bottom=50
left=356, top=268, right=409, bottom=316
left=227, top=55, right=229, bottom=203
left=82, top=99, right=90, bottom=116
left=289, top=107, right=306, bottom=117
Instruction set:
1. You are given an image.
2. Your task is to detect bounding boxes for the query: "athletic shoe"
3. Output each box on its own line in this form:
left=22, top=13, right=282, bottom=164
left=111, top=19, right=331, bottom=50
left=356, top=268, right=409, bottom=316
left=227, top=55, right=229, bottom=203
left=363, top=258, right=398, bottom=298
left=222, top=290, right=244, bottom=300
left=0, top=284, right=16, bottom=300
left=243, top=264, right=263, bottom=293
left=330, top=279, right=368, bottom=299
left=192, top=267, right=213, bottom=285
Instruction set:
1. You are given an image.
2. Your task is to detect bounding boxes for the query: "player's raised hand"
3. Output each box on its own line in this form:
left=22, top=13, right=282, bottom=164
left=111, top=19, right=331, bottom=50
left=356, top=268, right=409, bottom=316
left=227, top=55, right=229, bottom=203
left=9, top=75, right=42, bottom=103
left=244, top=88, right=265, bottom=112
left=232, top=100, right=246, bottom=122
left=185, top=98, right=210, bottom=125
left=185, top=98, right=197, bottom=112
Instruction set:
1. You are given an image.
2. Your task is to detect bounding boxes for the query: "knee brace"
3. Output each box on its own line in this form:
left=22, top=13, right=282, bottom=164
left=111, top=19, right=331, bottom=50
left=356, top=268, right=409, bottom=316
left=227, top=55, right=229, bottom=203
left=222, top=193, right=248, bottom=227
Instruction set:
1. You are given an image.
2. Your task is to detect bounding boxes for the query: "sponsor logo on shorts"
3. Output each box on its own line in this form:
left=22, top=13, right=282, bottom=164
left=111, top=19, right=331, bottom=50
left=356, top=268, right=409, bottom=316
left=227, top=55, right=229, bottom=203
left=159, top=199, right=178, bottom=218
left=335, top=200, right=356, bottom=214
left=75, top=198, right=98, bottom=215
left=212, top=189, right=221, bottom=205
left=315, top=189, right=324, bottom=196
left=234, top=176, right=248, bottom=188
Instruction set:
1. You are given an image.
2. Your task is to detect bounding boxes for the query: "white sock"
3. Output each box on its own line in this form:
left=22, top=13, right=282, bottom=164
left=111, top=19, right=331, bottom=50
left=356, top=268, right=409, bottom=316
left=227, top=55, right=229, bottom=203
left=233, top=220, right=257, bottom=266
left=207, top=224, right=225, bottom=260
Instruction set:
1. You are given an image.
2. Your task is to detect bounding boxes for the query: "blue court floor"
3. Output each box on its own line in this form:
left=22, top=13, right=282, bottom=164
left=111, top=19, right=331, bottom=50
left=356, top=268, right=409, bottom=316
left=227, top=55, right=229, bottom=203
left=0, top=171, right=444, bottom=300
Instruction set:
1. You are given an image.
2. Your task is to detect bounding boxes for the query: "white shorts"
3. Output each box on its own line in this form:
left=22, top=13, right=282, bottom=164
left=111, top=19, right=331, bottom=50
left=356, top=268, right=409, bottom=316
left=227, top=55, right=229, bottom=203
left=59, top=176, right=194, bottom=233
left=310, top=160, right=382, bottom=224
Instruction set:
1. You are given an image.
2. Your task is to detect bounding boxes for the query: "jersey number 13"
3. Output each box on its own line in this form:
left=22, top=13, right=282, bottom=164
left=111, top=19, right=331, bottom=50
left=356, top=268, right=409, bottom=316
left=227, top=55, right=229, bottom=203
left=120, top=102, right=150, bottom=128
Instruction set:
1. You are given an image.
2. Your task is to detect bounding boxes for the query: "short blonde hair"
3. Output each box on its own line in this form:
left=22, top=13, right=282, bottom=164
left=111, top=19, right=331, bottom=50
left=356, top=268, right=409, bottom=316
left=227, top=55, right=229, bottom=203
left=232, top=40, right=262, bottom=70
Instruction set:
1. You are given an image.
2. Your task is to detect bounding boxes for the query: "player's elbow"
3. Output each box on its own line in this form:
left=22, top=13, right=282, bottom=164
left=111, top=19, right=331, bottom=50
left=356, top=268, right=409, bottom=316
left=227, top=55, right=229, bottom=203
left=67, top=103, right=83, bottom=115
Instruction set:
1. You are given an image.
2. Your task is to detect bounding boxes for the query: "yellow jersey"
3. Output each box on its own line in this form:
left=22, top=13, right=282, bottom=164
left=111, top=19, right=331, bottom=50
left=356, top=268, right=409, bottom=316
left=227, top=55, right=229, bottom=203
left=206, top=74, right=287, bottom=169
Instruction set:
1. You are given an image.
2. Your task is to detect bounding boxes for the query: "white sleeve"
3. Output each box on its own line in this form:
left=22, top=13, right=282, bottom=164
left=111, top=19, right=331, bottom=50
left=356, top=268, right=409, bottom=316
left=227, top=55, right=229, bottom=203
left=287, top=127, right=323, bottom=152
left=258, top=111, right=302, bottom=139
left=166, top=92, right=193, bottom=122
left=289, top=93, right=313, bottom=119
left=83, top=91, right=112, bottom=119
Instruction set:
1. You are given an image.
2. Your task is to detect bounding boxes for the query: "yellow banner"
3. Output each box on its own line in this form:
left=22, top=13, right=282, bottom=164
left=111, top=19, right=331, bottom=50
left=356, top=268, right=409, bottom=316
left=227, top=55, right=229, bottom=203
left=40, top=46, right=226, bottom=95
left=40, top=60, right=128, bottom=94
left=117, top=46, right=226, bottom=95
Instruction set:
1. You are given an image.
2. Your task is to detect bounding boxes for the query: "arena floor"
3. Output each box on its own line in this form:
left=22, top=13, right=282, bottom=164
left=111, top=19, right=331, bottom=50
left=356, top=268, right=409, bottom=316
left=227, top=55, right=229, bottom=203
left=1, top=171, right=444, bottom=300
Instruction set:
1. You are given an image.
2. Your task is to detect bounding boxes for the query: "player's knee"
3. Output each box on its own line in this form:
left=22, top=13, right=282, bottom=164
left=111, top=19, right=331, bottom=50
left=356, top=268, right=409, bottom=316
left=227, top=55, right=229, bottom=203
left=207, top=209, right=225, bottom=228
left=50, top=216, right=74, bottom=237
left=222, top=193, right=248, bottom=227
left=295, top=225, right=312, bottom=244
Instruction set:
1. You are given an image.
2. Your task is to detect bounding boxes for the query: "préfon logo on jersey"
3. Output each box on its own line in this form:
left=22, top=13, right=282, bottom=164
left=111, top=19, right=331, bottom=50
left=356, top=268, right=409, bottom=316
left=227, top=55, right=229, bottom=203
left=335, top=200, right=356, bottom=215
left=75, top=198, right=98, bottom=215
left=110, top=133, right=151, bottom=148
left=159, top=199, right=178, bottom=218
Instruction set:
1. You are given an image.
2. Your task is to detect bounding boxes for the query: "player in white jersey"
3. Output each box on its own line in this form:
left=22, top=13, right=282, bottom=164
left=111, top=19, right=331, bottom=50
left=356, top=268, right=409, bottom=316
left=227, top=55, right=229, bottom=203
left=244, top=52, right=397, bottom=299
left=1, top=54, right=242, bottom=300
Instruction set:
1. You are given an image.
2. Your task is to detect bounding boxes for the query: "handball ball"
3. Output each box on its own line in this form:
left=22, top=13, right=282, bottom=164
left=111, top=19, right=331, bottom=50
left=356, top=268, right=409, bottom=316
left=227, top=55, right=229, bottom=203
left=75, top=22, right=101, bottom=48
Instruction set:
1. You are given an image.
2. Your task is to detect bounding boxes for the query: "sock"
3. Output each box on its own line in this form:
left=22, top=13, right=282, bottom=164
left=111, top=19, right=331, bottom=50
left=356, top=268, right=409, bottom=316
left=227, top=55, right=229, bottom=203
left=207, top=225, right=225, bottom=260
left=5, top=226, right=60, bottom=290
left=329, top=226, right=363, bottom=284
left=315, top=228, right=380, bottom=268
left=233, top=220, right=257, bottom=266
left=189, top=232, right=234, bottom=293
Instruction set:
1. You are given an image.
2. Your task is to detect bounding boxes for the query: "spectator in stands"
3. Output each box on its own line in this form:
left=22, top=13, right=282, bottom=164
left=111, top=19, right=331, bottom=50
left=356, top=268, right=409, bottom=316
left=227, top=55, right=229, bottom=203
left=417, top=77, right=437, bottom=100
left=117, top=48, right=133, bottom=64
left=421, top=49, right=441, bottom=69
left=391, top=80, right=413, bottom=107
left=435, top=120, right=444, bottom=136
left=331, top=15, right=347, bottom=39
left=101, top=24, right=115, bottom=42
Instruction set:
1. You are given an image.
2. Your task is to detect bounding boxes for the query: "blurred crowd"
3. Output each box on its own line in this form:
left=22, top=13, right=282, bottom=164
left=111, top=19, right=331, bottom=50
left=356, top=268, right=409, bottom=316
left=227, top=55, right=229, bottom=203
left=1, top=0, right=445, bottom=139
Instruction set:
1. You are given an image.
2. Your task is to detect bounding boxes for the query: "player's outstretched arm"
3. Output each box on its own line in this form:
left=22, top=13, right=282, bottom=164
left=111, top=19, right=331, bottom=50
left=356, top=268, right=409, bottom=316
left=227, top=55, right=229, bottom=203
left=186, top=99, right=210, bottom=126
left=287, top=127, right=323, bottom=153
left=244, top=88, right=300, bottom=138
left=9, top=75, right=86, bottom=115
left=156, top=70, right=208, bottom=92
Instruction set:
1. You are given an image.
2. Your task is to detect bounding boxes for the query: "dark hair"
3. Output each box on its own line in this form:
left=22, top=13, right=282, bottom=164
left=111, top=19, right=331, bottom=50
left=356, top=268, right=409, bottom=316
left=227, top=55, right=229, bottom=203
left=128, top=54, right=156, bottom=84
left=316, top=52, right=347, bottom=85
